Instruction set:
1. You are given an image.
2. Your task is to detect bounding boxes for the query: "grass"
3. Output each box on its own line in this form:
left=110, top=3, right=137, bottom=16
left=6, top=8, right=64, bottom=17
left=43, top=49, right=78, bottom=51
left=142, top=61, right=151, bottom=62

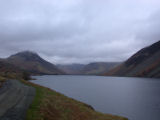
left=22, top=80, right=128, bottom=120
left=0, top=76, right=7, bottom=87
left=0, top=76, right=6, bottom=81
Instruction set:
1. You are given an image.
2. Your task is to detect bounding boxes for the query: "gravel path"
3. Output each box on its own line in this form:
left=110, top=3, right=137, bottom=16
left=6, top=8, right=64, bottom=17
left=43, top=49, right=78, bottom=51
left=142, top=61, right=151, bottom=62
left=0, top=80, right=35, bottom=120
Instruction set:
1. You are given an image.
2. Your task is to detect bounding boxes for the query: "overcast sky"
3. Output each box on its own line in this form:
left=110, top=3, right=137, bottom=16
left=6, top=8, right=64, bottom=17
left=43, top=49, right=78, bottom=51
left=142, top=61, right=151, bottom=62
left=0, top=0, right=160, bottom=64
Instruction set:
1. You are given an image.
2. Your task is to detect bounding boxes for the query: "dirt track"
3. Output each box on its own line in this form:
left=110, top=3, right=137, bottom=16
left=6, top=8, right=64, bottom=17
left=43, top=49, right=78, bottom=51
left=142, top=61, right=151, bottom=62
left=0, top=80, right=35, bottom=120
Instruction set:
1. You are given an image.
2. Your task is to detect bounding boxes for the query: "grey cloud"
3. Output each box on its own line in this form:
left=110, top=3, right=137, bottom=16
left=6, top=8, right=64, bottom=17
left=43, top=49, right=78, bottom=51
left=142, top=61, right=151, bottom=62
left=135, top=10, right=160, bottom=45
left=0, top=0, right=160, bottom=64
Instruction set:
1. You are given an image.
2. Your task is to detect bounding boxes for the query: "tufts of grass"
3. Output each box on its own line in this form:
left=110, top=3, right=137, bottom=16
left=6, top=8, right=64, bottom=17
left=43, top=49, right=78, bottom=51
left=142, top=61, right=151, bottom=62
left=0, top=76, right=6, bottom=87
left=0, top=76, right=6, bottom=81
left=22, top=80, right=128, bottom=120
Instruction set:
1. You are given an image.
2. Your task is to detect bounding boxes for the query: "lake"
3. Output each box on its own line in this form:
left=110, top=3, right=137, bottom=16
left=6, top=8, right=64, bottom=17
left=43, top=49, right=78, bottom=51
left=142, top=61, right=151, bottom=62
left=31, top=75, right=160, bottom=120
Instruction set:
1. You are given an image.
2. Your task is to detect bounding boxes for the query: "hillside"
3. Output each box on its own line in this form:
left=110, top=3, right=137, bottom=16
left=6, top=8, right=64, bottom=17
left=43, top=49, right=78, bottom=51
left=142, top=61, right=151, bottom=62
left=4, top=51, right=65, bottom=75
left=57, top=62, right=120, bottom=75
left=0, top=60, right=21, bottom=73
left=0, top=59, right=32, bottom=80
left=81, top=62, right=120, bottom=75
left=57, top=64, right=85, bottom=74
left=105, top=40, right=160, bottom=78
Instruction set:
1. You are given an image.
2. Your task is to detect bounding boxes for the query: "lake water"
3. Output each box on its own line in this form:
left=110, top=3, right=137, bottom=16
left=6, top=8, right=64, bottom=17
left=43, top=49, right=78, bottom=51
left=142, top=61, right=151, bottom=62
left=31, top=75, right=160, bottom=120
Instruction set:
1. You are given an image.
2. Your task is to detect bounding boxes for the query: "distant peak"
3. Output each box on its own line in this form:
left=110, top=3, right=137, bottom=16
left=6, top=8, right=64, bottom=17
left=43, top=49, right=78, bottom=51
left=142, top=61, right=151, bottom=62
left=8, top=51, right=41, bottom=60
left=16, top=51, right=37, bottom=55
left=11, top=51, right=38, bottom=56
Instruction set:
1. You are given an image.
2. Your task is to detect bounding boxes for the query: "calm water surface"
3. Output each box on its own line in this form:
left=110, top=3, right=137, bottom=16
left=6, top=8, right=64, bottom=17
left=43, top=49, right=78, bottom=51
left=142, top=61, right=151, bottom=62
left=31, top=75, right=160, bottom=120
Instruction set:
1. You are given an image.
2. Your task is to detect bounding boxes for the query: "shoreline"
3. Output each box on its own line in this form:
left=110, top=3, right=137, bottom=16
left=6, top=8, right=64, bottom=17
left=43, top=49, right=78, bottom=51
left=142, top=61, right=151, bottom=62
left=23, top=80, right=128, bottom=120
left=0, top=79, right=128, bottom=120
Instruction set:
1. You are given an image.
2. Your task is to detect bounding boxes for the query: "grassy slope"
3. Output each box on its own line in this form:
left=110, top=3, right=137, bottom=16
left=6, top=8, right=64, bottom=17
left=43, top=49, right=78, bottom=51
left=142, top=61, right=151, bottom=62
left=0, top=76, right=6, bottom=87
left=22, top=80, right=127, bottom=120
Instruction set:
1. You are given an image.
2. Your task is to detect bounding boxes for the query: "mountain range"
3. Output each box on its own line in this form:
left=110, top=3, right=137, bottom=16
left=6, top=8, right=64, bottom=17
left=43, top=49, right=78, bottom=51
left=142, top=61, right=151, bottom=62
left=104, top=40, right=160, bottom=78
left=81, top=62, right=120, bottom=75
left=57, top=64, right=85, bottom=74
left=0, top=40, right=159, bottom=78
left=57, top=62, right=120, bottom=75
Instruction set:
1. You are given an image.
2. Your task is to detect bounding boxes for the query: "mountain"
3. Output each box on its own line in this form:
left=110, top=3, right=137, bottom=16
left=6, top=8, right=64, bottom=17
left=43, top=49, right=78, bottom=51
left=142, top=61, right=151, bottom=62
left=105, top=40, right=160, bottom=78
left=81, top=62, right=121, bottom=75
left=0, top=60, right=21, bottom=73
left=0, top=59, right=32, bottom=80
left=5, top=51, right=65, bottom=75
left=57, top=64, right=85, bottom=74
